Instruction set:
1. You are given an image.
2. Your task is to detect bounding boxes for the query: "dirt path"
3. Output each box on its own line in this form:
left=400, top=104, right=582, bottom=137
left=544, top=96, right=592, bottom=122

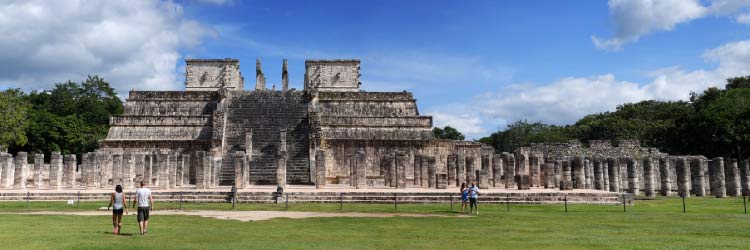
left=1, top=210, right=468, bottom=222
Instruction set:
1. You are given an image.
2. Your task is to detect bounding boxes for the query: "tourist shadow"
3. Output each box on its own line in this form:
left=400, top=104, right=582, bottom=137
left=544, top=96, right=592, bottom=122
left=101, top=231, right=134, bottom=236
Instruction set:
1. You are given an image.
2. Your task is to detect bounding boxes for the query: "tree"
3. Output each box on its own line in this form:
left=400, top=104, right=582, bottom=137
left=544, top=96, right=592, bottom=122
left=433, top=126, right=465, bottom=140
left=11, top=75, right=123, bottom=155
left=0, top=89, right=29, bottom=151
left=726, top=76, right=750, bottom=90
left=479, top=120, right=573, bottom=152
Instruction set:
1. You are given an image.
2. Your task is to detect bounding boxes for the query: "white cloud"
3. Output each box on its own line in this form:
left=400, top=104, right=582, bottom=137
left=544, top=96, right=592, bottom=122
left=431, top=40, right=750, bottom=138
left=427, top=109, right=486, bottom=138
left=737, top=13, right=750, bottom=24
left=593, top=0, right=750, bottom=50
left=0, top=0, right=216, bottom=97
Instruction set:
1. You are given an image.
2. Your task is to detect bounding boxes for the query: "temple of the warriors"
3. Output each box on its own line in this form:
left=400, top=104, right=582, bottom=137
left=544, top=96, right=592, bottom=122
left=1, top=58, right=748, bottom=201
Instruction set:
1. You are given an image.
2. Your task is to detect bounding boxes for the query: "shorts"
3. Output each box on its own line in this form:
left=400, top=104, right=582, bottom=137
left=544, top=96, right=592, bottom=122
left=461, top=197, right=469, bottom=202
left=469, top=197, right=478, bottom=207
left=137, top=207, right=150, bottom=222
left=112, top=208, right=123, bottom=216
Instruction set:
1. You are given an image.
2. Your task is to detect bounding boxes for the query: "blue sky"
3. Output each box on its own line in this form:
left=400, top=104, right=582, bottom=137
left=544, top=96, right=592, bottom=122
left=1, top=0, right=750, bottom=138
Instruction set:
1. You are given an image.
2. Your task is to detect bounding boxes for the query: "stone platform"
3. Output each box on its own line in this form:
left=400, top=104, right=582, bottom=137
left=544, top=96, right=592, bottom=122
left=0, top=185, right=631, bottom=205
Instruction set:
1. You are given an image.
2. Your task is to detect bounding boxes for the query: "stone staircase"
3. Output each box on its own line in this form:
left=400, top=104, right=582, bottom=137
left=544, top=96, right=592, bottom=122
left=220, top=91, right=311, bottom=186
left=0, top=191, right=629, bottom=205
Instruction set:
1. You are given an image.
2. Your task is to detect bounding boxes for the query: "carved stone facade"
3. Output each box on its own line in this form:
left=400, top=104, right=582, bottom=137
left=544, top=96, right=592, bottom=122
left=3, top=58, right=744, bottom=197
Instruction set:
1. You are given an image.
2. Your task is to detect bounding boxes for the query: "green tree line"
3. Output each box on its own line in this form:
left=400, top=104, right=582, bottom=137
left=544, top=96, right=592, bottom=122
left=0, top=76, right=123, bottom=157
left=478, top=76, right=750, bottom=160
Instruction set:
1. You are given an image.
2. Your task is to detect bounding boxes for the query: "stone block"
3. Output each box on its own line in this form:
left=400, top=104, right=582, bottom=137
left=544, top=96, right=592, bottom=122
left=427, top=156, right=436, bottom=188
left=478, top=169, right=490, bottom=189
left=492, top=154, right=503, bottom=187
left=49, top=152, right=62, bottom=190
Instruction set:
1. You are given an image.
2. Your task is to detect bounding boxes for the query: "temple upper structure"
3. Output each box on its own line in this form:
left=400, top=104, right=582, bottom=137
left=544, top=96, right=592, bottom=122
left=185, top=58, right=244, bottom=91
left=99, top=58, right=493, bottom=188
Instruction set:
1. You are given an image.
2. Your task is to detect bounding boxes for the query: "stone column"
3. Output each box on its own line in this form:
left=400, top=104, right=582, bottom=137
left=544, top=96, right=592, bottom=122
left=183, top=154, right=192, bottom=187
left=573, top=156, right=585, bottom=189
left=96, top=152, right=107, bottom=188
left=643, top=158, right=655, bottom=197
left=690, top=158, right=706, bottom=196
left=544, top=163, right=555, bottom=188
left=395, top=151, right=408, bottom=189
left=481, top=154, right=490, bottom=178
left=504, top=153, right=515, bottom=188
left=593, top=158, right=603, bottom=190
left=277, top=152, right=287, bottom=189
left=676, top=158, right=690, bottom=198
left=466, top=156, right=476, bottom=184
left=627, top=158, right=639, bottom=195
left=79, top=153, right=89, bottom=189
left=658, top=158, right=671, bottom=196
left=741, top=159, right=750, bottom=195
left=63, top=154, right=76, bottom=189
left=602, top=159, right=609, bottom=191
left=554, top=160, right=562, bottom=189
left=195, top=151, right=206, bottom=189
left=33, top=153, right=44, bottom=188
left=478, top=169, right=490, bottom=189
left=412, top=155, right=421, bottom=187
left=315, top=150, right=326, bottom=189
left=584, top=158, right=592, bottom=189
left=492, top=154, right=503, bottom=187
left=123, top=152, right=135, bottom=189
left=530, top=154, right=540, bottom=187
left=112, top=154, right=122, bottom=186
left=0, top=153, right=5, bottom=188
left=0, top=153, right=7, bottom=188
left=516, top=153, right=529, bottom=190
left=560, top=160, right=573, bottom=190
left=49, top=152, right=62, bottom=190
left=421, top=155, right=429, bottom=187
left=156, top=153, right=169, bottom=189
left=608, top=158, right=620, bottom=192
left=725, top=159, right=741, bottom=197
left=427, top=156, right=437, bottom=188
left=143, top=154, right=152, bottom=186
left=86, top=153, right=97, bottom=188
left=711, top=157, right=726, bottom=198
left=13, top=152, right=28, bottom=189
left=168, top=153, right=177, bottom=189
left=456, top=154, right=466, bottom=187
left=234, top=151, right=246, bottom=189
left=447, top=155, right=457, bottom=187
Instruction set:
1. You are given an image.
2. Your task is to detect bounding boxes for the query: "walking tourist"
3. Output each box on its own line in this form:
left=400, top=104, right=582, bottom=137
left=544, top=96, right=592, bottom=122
left=469, top=182, right=479, bottom=214
left=132, top=181, right=153, bottom=236
left=460, top=183, right=469, bottom=214
left=107, top=185, right=128, bottom=234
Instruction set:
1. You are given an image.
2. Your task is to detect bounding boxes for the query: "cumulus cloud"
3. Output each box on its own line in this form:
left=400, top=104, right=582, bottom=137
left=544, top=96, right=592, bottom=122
left=593, top=0, right=750, bottom=51
left=0, top=0, right=216, bottom=96
left=427, top=109, right=486, bottom=137
left=430, top=40, right=750, bottom=139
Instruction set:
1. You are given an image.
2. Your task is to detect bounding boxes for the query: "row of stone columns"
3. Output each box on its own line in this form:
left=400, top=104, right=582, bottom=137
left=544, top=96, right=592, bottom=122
left=0, top=150, right=222, bottom=190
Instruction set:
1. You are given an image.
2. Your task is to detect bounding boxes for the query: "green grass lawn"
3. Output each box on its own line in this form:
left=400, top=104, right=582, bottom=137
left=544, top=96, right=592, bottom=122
left=1, top=197, right=748, bottom=249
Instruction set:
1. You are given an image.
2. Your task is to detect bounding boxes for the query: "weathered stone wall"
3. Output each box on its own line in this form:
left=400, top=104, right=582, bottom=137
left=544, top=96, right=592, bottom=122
left=185, top=59, right=244, bottom=91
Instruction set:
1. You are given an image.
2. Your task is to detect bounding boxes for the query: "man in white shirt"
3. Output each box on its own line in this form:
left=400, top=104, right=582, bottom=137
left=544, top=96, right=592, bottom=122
left=469, top=181, right=479, bottom=214
left=132, top=181, right=153, bottom=235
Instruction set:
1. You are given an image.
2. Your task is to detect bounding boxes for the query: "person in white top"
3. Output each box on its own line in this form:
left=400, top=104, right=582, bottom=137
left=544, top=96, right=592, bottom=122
left=107, top=185, right=128, bottom=234
left=132, top=181, right=153, bottom=236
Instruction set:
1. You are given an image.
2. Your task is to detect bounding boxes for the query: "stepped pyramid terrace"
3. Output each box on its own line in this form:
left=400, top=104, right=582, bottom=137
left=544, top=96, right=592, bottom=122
left=0, top=58, right=747, bottom=204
